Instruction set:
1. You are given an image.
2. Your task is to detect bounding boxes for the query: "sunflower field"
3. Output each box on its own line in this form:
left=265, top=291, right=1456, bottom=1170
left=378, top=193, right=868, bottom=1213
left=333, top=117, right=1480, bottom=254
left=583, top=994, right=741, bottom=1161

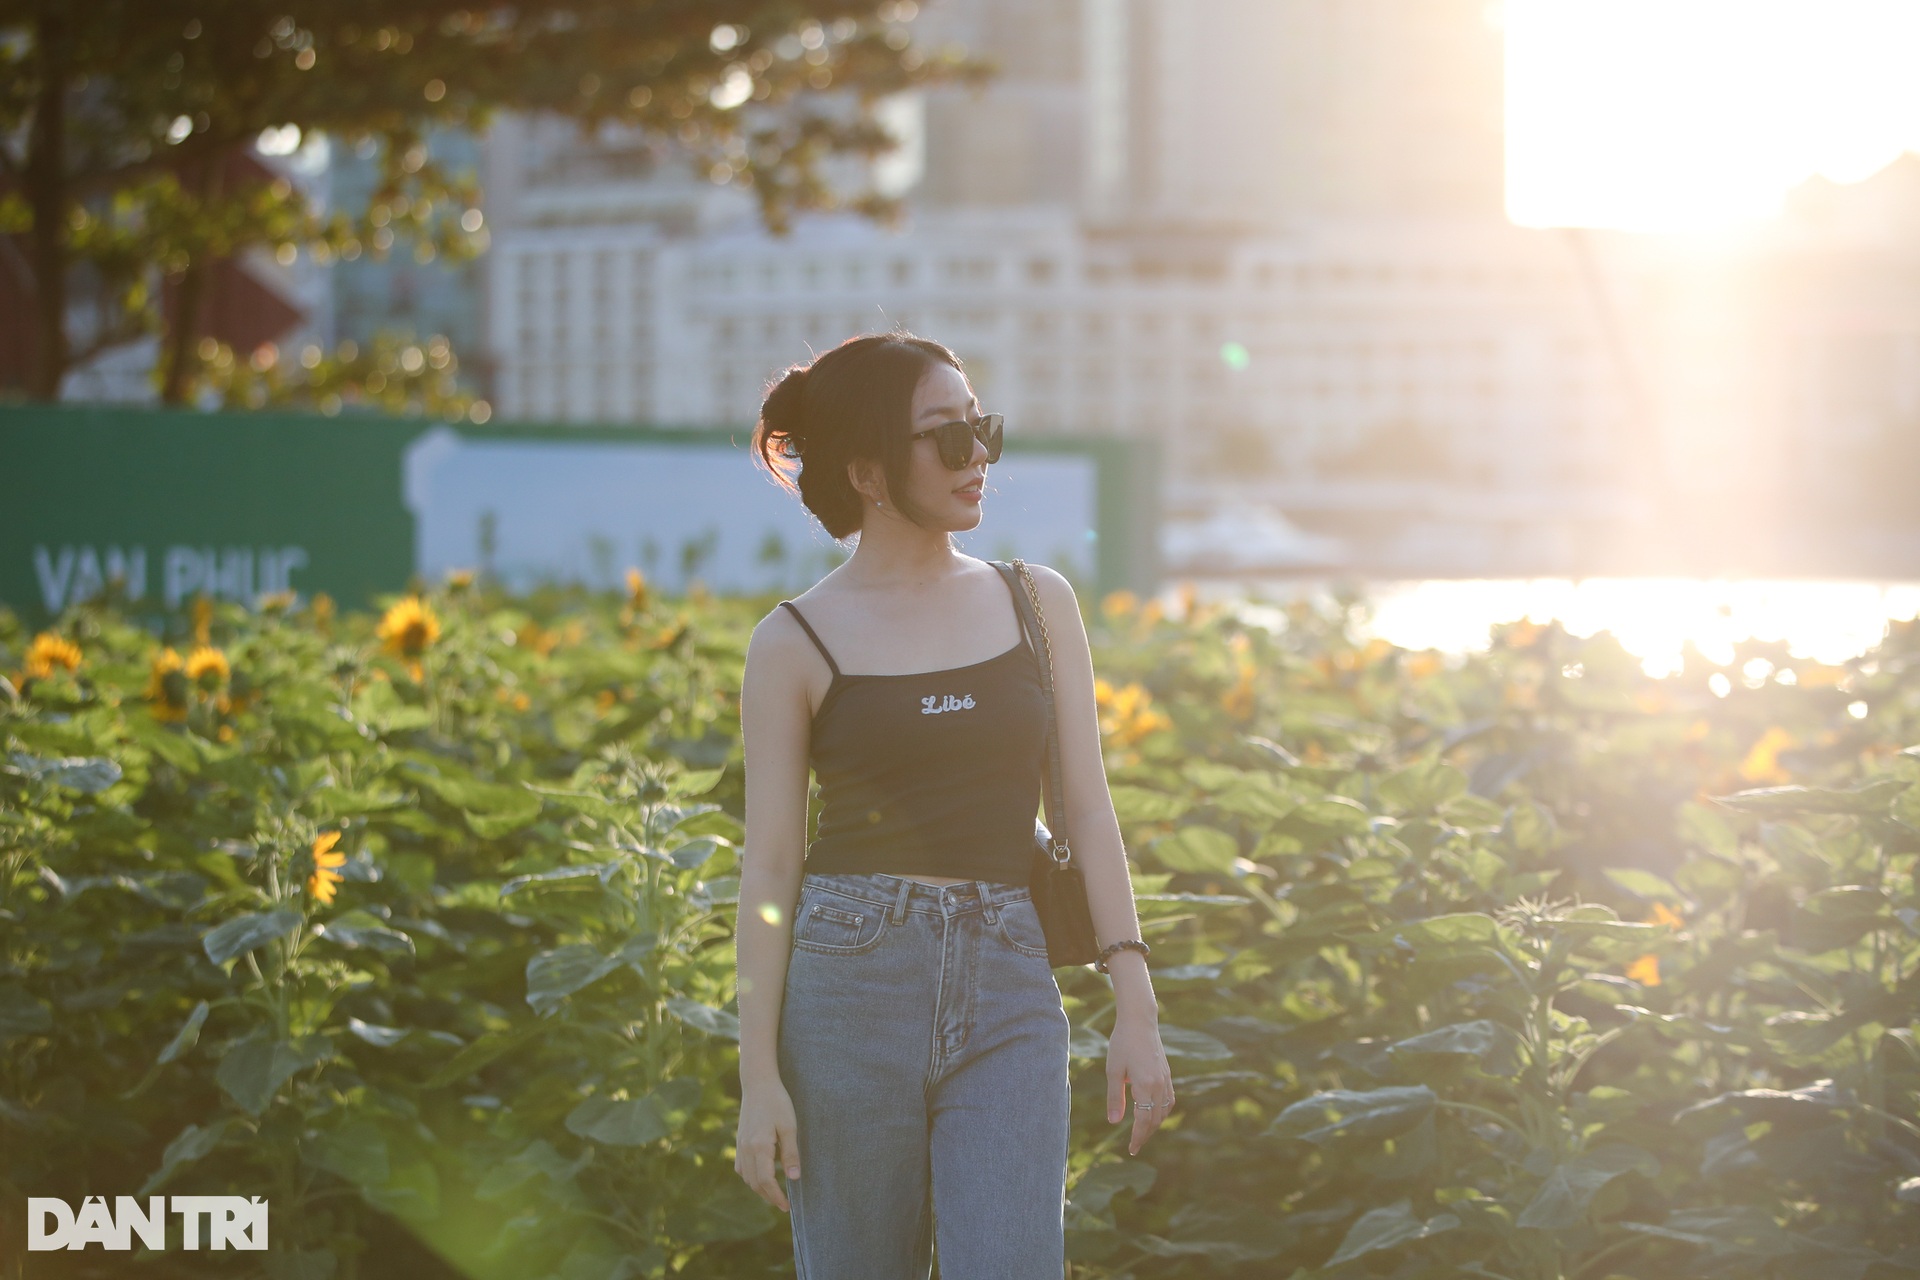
left=4, top=573, right=1920, bottom=1279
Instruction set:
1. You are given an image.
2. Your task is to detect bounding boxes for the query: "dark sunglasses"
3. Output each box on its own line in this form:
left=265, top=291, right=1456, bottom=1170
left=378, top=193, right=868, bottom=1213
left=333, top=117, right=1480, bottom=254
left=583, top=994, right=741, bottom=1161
left=910, top=413, right=1004, bottom=470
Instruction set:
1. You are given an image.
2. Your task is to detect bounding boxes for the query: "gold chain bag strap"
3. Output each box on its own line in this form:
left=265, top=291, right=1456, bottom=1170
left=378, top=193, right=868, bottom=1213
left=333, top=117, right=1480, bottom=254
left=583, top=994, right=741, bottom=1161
left=994, top=559, right=1101, bottom=968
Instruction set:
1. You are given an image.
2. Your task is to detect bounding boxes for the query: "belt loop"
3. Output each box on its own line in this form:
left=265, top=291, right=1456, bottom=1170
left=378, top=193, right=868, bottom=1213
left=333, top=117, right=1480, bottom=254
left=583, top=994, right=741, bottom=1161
left=977, top=880, right=999, bottom=924
left=890, top=877, right=912, bottom=925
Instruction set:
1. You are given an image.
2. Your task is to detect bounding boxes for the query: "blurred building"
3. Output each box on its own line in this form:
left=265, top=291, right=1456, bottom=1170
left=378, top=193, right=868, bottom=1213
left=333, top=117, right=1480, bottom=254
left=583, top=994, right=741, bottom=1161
left=485, top=0, right=1625, bottom=494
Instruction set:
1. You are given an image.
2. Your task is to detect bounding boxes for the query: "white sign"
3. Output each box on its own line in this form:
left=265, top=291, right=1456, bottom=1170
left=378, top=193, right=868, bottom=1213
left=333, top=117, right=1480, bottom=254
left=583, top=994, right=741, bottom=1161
left=28, top=1195, right=269, bottom=1251
left=402, top=427, right=1100, bottom=595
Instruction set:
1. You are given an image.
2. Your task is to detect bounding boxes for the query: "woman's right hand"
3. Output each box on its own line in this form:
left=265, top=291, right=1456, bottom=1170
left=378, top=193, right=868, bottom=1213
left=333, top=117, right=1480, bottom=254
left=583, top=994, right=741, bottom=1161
left=736, top=1076, right=803, bottom=1212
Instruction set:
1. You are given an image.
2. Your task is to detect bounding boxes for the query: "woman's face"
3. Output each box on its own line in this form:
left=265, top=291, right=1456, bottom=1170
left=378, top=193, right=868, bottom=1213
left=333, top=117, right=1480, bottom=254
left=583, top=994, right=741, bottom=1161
left=886, top=361, right=990, bottom=532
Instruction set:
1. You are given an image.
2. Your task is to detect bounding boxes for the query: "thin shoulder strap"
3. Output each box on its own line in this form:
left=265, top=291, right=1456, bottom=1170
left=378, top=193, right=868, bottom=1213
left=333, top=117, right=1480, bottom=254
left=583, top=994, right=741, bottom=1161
left=991, top=560, right=1035, bottom=655
left=778, top=601, right=841, bottom=679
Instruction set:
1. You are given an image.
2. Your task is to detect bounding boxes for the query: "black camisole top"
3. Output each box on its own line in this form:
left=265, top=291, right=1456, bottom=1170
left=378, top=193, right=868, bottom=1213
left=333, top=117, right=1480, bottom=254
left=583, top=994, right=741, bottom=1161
left=779, top=572, right=1048, bottom=886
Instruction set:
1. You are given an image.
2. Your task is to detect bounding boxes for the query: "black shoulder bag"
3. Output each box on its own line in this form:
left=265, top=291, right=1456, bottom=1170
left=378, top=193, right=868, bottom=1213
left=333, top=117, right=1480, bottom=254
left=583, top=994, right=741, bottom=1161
left=993, top=559, right=1101, bottom=968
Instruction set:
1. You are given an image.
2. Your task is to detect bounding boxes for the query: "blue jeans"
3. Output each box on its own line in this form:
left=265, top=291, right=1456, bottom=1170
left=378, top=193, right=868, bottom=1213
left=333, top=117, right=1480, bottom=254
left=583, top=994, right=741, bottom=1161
left=777, top=871, right=1072, bottom=1280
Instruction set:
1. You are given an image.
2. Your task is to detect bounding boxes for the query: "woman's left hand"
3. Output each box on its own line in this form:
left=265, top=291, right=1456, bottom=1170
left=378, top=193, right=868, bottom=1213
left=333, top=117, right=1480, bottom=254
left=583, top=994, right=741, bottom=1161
left=1106, top=1016, right=1175, bottom=1155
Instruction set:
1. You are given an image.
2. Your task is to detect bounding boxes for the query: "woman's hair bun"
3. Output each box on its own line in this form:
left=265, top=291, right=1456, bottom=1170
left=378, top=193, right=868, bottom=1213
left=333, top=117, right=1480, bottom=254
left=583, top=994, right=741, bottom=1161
left=759, top=364, right=812, bottom=457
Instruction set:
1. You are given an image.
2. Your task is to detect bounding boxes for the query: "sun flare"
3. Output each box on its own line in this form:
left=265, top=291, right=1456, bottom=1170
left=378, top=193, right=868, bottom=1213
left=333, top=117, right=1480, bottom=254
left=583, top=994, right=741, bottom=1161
left=1505, top=0, right=1920, bottom=231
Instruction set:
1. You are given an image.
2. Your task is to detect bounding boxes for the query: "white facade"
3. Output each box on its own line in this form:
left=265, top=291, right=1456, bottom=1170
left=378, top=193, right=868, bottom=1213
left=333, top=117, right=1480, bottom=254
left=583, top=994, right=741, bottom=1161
left=488, top=196, right=1626, bottom=488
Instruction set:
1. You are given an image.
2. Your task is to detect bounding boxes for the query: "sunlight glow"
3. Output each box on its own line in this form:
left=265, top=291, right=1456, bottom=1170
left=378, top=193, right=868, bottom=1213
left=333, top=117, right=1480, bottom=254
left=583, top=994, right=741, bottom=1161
left=1359, top=579, right=1920, bottom=677
left=1506, top=0, right=1920, bottom=231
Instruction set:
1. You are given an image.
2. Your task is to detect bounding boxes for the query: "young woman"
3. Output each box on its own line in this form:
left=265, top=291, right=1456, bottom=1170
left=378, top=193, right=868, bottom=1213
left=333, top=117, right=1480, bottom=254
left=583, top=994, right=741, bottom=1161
left=732, top=331, right=1173, bottom=1279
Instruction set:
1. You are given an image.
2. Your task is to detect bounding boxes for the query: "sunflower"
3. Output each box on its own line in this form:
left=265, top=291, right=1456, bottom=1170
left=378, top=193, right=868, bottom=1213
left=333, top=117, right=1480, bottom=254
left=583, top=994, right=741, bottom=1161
left=308, top=831, right=347, bottom=905
left=146, top=647, right=191, bottom=722
left=192, top=595, right=214, bottom=645
left=377, top=595, right=441, bottom=680
left=625, top=566, right=649, bottom=612
left=24, top=632, right=82, bottom=679
left=446, top=567, right=476, bottom=593
left=1649, top=902, right=1684, bottom=930
left=185, top=645, right=230, bottom=691
left=1096, top=679, right=1172, bottom=746
left=1738, top=726, right=1795, bottom=784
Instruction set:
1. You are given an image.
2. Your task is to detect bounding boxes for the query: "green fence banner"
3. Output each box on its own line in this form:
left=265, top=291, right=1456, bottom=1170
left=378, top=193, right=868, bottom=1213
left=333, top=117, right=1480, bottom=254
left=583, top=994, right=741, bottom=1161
left=2, top=405, right=1159, bottom=626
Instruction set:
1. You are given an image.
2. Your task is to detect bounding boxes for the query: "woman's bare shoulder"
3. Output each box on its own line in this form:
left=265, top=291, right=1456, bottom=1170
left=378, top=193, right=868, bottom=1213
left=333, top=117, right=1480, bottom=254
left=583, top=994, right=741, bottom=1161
left=1018, top=561, right=1082, bottom=617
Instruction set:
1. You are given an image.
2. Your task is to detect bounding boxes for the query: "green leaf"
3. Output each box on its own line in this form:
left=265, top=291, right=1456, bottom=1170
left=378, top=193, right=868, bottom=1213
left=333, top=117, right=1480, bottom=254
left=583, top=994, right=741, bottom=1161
left=501, top=864, right=616, bottom=899
left=156, top=1000, right=210, bottom=1065
left=1379, top=758, right=1468, bottom=813
left=1397, top=913, right=1500, bottom=948
left=464, top=806, right=540, bottom=839
left=1713, top=777, right=1909, bottom=815
left=306, top=1119, right=391, bottom=1186
left=669, top=836, right=724, bottom=871
left=1678, top=802, right=1740, bottom=857
left=409, top=764, right=544, bottom=821
left=1157, top=1024, right=1234, bottom=1061
left=1326, top=1199, right=1460, bottom=1267
left=665, top=996, right=740, bottom=1040
left=526, top=944, right=622, bottom=1017
left=1620, top=1207, right=1796, bottom=1257
left=1389, top=1019, right=1512, bottom=1065
left=1285, top=796, right=1373, bottom=836
left=1795, top=885, right=1894, bottom=952
left=1211, top=781, right=1297, bottom=821
left=313, top=786, right=408, bottom=819
left=216, top=1031, right=332, bottom=1115
left=667, top=1177, right=778, bottom=1243
left=474, top=1139, right=593, bottom=1201
left=6, top=751, right=123, bottom=793
left=1110, top=784, right=1193, bottom=825
left=1268, top=1085, right=1436, bottom=1145
left=1134, top=892, right=1254, bottom=911
left=1604, top=867, right=1685, bottom=903
left=424, top=1028, right=535, bottom=1088
left=524, top=786, right=630, bottom=823
left=564, top=1079, right=700, bottom=1146
left=202, top=909, right=300, bottom=966
left=1517, top=1144, right=1660, bottom=1228
left=139, top=1120, right=233, bottom=1196
left=1067, top=1159, right=1158, bottom=1230
left=1440, top=791, right=1507, bottom=831
left=315, top=912, right=415, bottom=955
left=345, top=1017, right=411, bottom=1048
left=668, top=766, right=726, bottom=797
left=124, top=715, right=203, bottom=772
left=1149, top=826, right=1240, bottom=875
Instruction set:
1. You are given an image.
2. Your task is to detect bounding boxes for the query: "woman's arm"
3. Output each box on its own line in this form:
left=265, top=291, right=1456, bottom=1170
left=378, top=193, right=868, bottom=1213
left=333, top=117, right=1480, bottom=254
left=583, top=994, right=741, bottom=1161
left=1029, top=565, right=1174, bottom=1155
left=735, top=612, right=816, bottom=1085
left=1028, top=565, right=1157, bottom=1022
left=733, top=611, right=818, bottom=1211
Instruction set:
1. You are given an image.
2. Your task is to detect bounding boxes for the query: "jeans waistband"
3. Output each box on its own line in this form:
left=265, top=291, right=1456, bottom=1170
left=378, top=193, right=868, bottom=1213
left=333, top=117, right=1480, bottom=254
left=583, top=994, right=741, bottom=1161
left=802, top=870, right=1031, bottom=916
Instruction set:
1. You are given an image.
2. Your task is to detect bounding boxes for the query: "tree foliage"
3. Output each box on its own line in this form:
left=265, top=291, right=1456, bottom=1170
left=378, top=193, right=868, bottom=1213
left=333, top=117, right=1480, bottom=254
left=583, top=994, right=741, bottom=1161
left=0, top=0, right=978, bottom=402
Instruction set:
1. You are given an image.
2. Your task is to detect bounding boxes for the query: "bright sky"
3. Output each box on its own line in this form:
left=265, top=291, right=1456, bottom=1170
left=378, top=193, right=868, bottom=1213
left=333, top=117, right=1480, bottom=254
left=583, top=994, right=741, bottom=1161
left=1505, top=0, right=1920, bottom=231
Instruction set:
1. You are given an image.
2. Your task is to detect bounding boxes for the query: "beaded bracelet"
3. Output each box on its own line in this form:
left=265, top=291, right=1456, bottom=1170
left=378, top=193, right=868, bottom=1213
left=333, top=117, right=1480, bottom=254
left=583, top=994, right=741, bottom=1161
left=1094, top=938, right=1151, bottom=973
